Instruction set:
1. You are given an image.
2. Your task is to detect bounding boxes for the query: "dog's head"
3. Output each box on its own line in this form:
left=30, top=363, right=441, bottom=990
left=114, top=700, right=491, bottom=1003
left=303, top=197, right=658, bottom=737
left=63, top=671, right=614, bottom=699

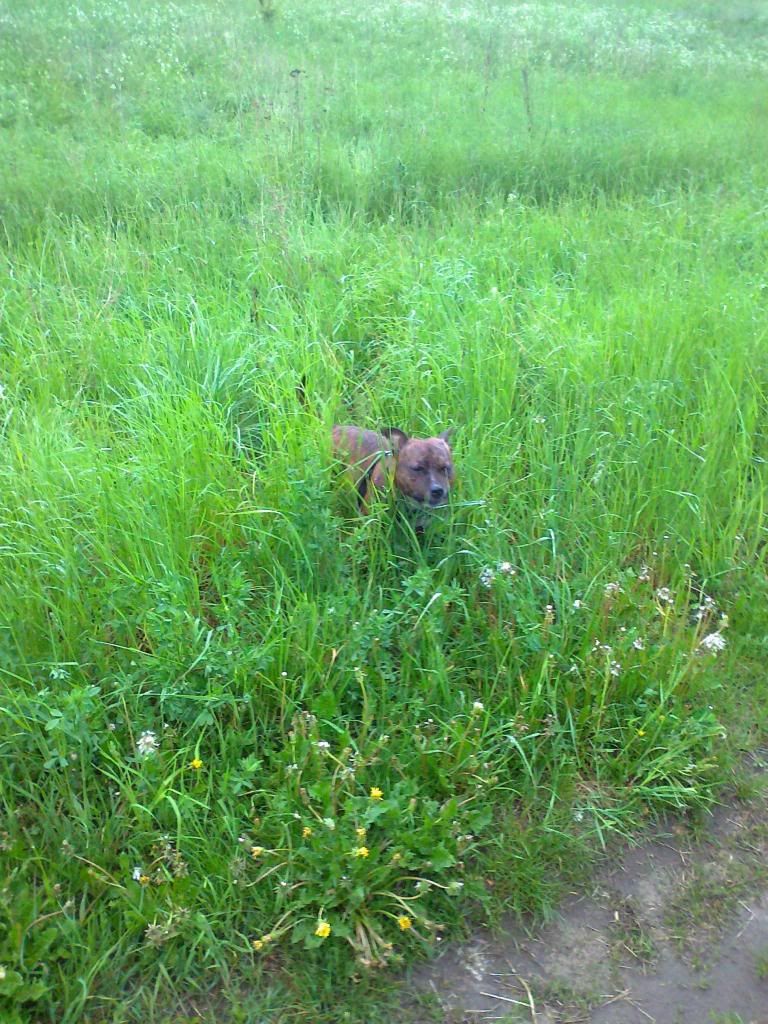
left=381, top=428, right=455, bottom=507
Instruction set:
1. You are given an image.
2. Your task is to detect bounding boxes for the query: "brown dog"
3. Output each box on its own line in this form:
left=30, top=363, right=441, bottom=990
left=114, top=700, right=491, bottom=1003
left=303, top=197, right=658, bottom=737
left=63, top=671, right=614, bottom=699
left=332, top=424, right=455, bottom=512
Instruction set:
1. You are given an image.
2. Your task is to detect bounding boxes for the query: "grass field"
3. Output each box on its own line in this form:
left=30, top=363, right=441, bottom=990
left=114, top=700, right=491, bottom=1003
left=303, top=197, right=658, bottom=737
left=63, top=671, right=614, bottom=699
left=1, top=0, right=767, bottom=1021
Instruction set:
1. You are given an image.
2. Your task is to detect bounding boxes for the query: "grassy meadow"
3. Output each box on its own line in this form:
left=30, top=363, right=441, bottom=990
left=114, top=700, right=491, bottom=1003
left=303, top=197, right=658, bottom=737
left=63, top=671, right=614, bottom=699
left=1, top=0, right=767, bottom=1020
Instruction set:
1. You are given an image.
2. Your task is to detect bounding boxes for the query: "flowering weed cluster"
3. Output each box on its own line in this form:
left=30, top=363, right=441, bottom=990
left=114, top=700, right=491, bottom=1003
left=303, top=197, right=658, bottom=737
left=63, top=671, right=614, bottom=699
left=234, top=707, right=503, bottom=966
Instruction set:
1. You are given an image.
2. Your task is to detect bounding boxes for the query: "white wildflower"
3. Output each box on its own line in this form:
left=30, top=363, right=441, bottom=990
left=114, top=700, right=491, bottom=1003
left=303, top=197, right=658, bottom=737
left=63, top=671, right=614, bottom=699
left=638, top=566, right=652, bottom=583
left=472, top=701, right=485, bottom=714
left=610, top=661, right=621, bottom=677
left=132, top=866, right=143, bottom=881
left=699, top=632, right=727, bottom=654
left=497, top=561, right=517, bottom=576
left=656, top=587, right=673, bottom=604
left=632, top=637, right=645, bottom=651
left=572, top=599, right=584, bottom=610
left=695, top=595, right=717, bottom=621
left=604, top=582, right=623, bottom=598
left=136, top=730, right=159, bottom=757
left=479, top=566, right=495, bottom=588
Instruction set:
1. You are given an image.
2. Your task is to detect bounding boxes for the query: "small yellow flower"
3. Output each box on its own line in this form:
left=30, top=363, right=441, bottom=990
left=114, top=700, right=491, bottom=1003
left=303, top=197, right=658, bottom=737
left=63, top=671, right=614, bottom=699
left=355, top=827, right=367, bottom=839
left=315, top=920, right=331, bottom=939
left=637, top=729, right=646, bottom=737
left=252, top=933, right=272, bottom=951
left=353, top=846, right=369, bottom=859
left=390, top=852, right=402, bottom=864
left=189, top=757, right=203, bottom=770
left=302, top=826, right=313, bottom=839
left=250, top=846, right=265, bottom=859
left=370, top=787, right=384, bottom=801
left=397, top=915, right=412, bottom=931
left=139, top=875, right=150, bottom=886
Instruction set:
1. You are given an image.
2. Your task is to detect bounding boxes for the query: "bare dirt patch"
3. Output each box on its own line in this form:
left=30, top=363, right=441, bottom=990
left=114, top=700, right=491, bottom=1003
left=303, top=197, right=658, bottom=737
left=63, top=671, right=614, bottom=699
left=409, top=789, right=768, bottom=1023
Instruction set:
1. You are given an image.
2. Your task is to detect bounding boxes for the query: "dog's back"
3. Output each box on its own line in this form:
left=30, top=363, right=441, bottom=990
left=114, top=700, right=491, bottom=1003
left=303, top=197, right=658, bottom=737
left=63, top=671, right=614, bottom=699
left=331, top=426, right=395, bottom=506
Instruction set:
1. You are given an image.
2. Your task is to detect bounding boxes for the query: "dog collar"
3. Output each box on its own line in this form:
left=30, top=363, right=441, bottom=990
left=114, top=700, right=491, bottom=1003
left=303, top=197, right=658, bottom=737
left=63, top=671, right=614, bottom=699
left=357, top=449, right=393, bottom=505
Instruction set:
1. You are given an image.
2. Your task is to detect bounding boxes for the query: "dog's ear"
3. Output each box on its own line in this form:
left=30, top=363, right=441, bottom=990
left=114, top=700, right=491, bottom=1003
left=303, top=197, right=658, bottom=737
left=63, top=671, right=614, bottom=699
left=380, top=427, right=409, bottom=452
left=438, top=428, right=455, bottom=446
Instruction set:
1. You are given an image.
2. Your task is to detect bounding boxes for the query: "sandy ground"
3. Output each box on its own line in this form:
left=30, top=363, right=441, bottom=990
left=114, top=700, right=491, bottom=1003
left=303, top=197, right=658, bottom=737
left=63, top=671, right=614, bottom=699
left=409, top=785, right=768, bottom=1024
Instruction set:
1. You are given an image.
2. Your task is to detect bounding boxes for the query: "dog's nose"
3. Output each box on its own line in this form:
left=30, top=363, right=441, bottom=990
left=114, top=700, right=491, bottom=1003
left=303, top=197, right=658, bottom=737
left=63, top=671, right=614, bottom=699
left=429, top=485, right=445, bottom=503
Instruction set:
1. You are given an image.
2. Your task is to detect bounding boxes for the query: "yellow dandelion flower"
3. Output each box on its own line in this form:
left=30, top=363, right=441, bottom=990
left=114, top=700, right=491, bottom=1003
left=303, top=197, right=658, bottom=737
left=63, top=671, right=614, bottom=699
left=252, top=938, right=264, bottom=951
left=370, top=787, right=383, bottom=800
left=139, top=875, right=150, bottom=886
left=397, top=915, right=412, bottom=931
left=302, top=826, right=313, bottom=839
left=190, top=757, right=203, bottom=770
left=315, top=921, right=331, bottom=939
left=390, top=852, right=402, bottom=864
left=637, top=729, right=646, bottom=737
left=355, top=827, right=367, bottom=838
left=353, top=846, right=369, bottom=859
left=250, top=846, right=265, bottom=859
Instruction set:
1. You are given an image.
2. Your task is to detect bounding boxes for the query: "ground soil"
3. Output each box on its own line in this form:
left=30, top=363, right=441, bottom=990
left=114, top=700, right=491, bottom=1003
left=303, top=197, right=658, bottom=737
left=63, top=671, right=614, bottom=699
left=409, top=784, right=768, bottom=1024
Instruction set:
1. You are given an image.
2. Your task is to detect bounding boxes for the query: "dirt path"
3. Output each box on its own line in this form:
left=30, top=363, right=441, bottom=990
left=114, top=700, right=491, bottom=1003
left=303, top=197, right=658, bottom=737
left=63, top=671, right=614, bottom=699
left=410, top=789, right=768, bottom=1023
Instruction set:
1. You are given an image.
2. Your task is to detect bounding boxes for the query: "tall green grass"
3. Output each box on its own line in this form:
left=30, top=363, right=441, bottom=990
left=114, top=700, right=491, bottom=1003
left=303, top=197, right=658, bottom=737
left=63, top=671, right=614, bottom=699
left=1, top=0, right=767, bottom=1021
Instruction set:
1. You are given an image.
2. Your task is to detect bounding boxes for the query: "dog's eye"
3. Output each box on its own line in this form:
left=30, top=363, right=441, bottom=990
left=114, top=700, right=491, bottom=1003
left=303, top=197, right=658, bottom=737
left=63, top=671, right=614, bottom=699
left=410, top=465, right=426, bottom=473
